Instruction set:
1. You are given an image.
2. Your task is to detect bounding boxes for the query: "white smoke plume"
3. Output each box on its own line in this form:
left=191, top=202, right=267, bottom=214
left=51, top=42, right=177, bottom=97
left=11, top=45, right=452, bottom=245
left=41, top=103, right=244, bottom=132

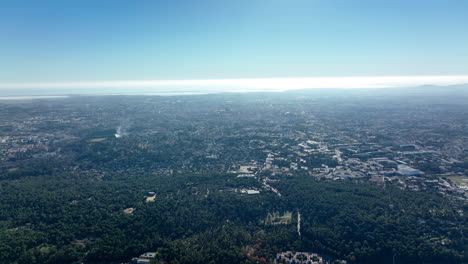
left=114, top=122, right=130, bottom=138
left=114, top=126, right=125, bottom=138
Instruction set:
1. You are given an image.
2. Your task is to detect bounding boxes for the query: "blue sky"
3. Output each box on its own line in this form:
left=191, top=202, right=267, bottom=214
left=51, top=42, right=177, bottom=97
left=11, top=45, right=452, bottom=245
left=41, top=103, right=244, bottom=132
left=0, top=0, right=467, bottom=84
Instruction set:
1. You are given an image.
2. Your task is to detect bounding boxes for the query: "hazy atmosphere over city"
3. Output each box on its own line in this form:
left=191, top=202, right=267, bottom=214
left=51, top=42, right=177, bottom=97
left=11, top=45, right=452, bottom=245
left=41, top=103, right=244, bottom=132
left=0, top=1, right=467, bottom=264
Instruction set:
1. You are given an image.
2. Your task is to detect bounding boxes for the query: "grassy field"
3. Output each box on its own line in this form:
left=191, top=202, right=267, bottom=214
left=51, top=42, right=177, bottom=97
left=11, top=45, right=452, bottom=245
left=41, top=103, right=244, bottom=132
left=265, top=211, right=293, bottom=225
left=446, top=176, right=468, bottom=187
left=88, top=138, right=107, bottom=142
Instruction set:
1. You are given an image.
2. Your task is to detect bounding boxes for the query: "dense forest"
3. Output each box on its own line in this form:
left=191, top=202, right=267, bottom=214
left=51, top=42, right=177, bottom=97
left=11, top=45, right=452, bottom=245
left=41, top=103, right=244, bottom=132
left=0, top=168, right=466, bottom=264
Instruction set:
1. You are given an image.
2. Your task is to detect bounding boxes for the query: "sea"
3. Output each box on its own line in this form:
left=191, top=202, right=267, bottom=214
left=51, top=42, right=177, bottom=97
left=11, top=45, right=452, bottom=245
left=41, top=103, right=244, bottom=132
left=0, top=86, right=283, bottom=100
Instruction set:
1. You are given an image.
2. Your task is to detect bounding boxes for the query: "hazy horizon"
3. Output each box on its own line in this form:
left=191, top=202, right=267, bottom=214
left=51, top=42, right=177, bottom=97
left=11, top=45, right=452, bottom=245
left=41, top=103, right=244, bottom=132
left=1, top=75, right=468, bottom=98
